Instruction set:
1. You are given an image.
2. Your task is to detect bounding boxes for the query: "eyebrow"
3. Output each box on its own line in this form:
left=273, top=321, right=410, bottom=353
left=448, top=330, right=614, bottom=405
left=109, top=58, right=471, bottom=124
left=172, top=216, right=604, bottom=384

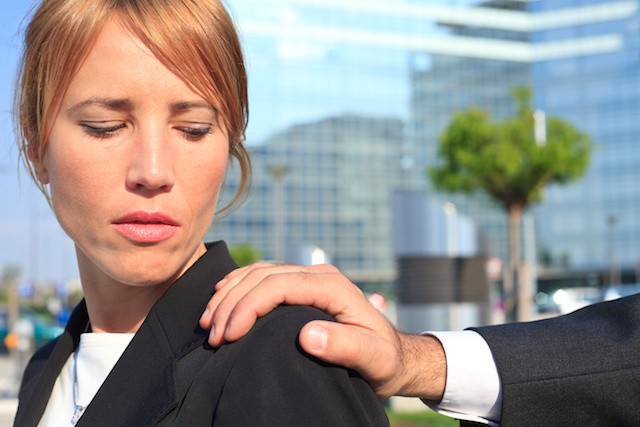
left=67, top=98, right=134, bottom=117
left=169, top=101, right=217, bottom=116
left=66, top=98, right=217, bottom=117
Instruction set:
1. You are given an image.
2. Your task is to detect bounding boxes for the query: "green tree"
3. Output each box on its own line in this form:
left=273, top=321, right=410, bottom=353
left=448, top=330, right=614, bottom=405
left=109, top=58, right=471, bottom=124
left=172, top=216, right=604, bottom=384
left=429, top=87, right=593, bottom=321
left=229, top=243, right=263, bottom=267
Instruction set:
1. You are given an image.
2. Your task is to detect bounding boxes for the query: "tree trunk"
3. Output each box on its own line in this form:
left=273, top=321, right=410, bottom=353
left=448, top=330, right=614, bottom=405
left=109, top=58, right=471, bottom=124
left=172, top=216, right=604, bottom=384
left=504, top=204, right=523, bottom=322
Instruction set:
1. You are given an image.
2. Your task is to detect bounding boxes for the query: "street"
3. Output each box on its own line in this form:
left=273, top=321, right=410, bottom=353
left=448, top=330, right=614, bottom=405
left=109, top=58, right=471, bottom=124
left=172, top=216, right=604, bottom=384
left=0, top=354, right=20, bottom=426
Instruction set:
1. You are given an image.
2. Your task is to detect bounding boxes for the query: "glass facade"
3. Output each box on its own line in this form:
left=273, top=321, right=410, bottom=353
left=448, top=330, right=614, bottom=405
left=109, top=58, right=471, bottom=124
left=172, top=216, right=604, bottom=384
left=533, top=1, right=640, bottom=272
left=213, top=116, right=404, bottom=283
left=210, top=0, right=438, bottom=287
left=209, top=0, right=640, bottom=287
left=410, top=0, right=640, bottom=274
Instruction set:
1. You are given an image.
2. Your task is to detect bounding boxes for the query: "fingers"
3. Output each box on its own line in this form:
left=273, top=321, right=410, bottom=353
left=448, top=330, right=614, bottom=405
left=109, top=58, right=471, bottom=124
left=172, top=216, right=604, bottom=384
left=201, top=263, right=342, bottom=346
left=201, top=263, right=288, bottom=346
left=218, top=268, right=359, bottom=342
left=199, top=263, right=275, bottom=330
left=200, top=262, right=286, bottom=333
left=214, top=262, right=276, bottom=291
left=299, top=319, right=400, bottom=399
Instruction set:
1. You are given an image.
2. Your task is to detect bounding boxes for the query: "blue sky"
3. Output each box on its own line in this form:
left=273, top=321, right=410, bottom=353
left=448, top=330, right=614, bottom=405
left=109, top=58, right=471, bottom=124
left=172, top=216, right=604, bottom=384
left=0, top=0, right=413, bottom=285
left=0, top=0, right=78, bottom=285
left=0, top=0, right=429, bottom=285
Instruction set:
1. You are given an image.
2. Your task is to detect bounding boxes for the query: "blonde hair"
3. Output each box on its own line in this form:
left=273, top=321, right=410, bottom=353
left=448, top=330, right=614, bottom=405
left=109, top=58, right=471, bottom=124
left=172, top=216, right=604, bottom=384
left=16, top=0, right=251, bottom=211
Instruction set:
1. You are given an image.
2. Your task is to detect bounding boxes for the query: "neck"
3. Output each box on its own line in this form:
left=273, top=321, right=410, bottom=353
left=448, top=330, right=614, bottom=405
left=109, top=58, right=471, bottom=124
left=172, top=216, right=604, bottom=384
left=82, top=281, right=171, bottom=333
left=76, top=252, right=176, bottom=333
left=73, top=242, right=207, bottom=333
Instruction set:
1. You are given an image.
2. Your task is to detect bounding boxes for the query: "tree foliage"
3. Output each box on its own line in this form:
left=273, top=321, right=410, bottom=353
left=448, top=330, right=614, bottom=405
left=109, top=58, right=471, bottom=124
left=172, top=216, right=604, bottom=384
left=429, top=87, right=593, bottom=212
left=229, top=243, right=263, bottom=267
left=428, top=87, right=594, bottom=321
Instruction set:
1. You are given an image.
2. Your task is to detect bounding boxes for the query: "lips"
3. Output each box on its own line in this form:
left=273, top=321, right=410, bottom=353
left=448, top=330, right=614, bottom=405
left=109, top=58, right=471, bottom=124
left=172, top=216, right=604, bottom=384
left=113, top=211, right=179, bottom=243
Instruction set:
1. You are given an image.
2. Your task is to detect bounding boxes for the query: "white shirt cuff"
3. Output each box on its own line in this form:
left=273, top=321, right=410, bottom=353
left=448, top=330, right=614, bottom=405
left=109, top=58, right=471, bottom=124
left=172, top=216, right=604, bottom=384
left=425, top=330, right=502, bottom=426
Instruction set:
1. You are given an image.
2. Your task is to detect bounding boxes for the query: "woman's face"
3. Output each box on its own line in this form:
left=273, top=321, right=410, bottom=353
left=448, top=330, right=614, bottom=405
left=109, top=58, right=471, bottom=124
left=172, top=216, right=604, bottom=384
left=36, top=17, right=229, bottom=288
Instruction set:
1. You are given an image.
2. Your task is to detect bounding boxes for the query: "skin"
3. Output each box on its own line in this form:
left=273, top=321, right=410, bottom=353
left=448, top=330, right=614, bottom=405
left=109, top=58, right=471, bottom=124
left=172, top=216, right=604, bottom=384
left=34, top=17, right=229, bottom=334
left=199, top=263, right=447, bottom=401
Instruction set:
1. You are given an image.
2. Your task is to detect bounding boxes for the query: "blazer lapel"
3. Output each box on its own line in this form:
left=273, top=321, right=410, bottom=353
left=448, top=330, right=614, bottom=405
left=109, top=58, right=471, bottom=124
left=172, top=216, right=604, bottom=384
left=14, top=301, right=88, bottom=427
left=75, top=309, right=178, bottom=426
left=76, top=241, right=237, bottom=426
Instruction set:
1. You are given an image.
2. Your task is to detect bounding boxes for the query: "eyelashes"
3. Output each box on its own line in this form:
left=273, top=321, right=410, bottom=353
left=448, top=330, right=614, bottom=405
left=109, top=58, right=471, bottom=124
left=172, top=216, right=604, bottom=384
left=81, top=123, right=126, bottom=138
left=178, top=126, right=212, bottom=141
left=80, top=122, right=212, bottom=141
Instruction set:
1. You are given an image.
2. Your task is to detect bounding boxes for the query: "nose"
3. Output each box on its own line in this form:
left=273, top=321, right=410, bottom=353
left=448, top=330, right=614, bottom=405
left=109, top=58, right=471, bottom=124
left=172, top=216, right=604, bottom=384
left=125, top=127, right=175, bottom=193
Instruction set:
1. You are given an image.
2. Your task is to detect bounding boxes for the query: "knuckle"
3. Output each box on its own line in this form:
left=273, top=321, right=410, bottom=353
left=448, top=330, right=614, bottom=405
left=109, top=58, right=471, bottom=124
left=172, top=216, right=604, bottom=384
left=321, top=264, right=340, bottom=273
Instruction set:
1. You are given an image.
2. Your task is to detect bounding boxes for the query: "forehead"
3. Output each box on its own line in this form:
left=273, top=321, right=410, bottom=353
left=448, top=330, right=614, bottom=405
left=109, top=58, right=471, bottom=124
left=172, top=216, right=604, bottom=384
left=63, top=17, right=205, bottom=106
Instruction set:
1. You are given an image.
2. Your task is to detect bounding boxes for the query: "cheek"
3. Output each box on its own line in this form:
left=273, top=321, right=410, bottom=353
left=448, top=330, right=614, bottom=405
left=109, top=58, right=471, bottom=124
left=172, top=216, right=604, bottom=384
left=45, top=139, right=113, bottom=229
left=194, top=157, right=228, bottom=209
left=182, top=146, right=228, bottom=217
left=49, top=153, right=101, bottom=197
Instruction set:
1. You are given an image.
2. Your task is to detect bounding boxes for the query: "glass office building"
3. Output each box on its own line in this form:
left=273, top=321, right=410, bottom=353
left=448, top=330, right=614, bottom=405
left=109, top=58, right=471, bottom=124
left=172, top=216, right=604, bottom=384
left=410, top=0, right=640, bottom=279
left=210, top=0, right=432, bottom=288
left=215, top=115, right=404, bottom=284
left=532, top=1, right=640, bottom=276
left=209, top=0, right=640, bottom=288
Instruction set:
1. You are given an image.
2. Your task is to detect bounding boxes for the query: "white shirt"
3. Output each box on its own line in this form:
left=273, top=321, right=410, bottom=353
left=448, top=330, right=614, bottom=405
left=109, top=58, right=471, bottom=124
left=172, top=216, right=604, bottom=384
left=39, top=332, right=134, bottom=426
left=427, top=330, right=502, bottom=426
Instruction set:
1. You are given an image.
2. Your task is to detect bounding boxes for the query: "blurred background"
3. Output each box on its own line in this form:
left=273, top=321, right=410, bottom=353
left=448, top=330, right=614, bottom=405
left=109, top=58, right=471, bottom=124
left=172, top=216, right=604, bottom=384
left=1, top=0, right=640, bottom=423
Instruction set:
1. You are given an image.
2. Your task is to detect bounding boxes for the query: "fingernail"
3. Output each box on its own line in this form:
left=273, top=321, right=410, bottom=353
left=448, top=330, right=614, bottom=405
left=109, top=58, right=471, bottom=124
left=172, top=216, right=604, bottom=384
left=216, top=279, right=227, bottom=289
left=306, top=325, right=327, bottom=352
left=209, top=324, right=216, bottom=340
left=224, top=319, right=232, bottom=338
left=369, top=293, right=387, bottom=311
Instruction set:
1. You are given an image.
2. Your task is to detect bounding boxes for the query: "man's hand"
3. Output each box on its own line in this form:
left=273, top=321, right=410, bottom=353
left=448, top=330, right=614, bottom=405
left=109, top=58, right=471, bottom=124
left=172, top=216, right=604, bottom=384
left=199, top=263, right=446, bottom=400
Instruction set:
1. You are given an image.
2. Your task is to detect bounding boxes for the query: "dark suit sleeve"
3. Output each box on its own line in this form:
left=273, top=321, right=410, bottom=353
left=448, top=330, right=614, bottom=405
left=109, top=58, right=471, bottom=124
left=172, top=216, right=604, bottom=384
left=467, top=294, right=640, bottom=426
left=213, top=305, right=389, bottom=427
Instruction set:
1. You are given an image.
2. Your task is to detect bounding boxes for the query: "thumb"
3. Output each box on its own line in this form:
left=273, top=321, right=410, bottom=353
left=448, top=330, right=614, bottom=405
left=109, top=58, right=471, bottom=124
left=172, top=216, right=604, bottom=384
left=299, top=320, right=385, bottom=376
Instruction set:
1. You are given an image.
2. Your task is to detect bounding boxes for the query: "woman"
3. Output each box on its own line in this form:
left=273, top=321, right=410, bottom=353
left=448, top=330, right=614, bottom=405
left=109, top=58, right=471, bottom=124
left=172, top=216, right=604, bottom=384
left=13, top=0, right=388, bottom=425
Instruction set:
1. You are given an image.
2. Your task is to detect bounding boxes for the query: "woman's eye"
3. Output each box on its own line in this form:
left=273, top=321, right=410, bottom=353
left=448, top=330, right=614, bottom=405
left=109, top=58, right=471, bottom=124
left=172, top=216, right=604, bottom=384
left=81, top=123, right=126, bottom=138
left=179, top=126, right=211, bottom=141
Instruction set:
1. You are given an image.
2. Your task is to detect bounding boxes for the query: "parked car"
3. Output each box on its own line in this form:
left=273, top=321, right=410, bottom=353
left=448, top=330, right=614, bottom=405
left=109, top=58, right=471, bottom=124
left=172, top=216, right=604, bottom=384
left=602, top=283, right=640, bottom=301
left=0, top=310, right=7, bottom=354
left=0, top=310, right=64, bottom=352
left=551, top=287, right=603, bottom=314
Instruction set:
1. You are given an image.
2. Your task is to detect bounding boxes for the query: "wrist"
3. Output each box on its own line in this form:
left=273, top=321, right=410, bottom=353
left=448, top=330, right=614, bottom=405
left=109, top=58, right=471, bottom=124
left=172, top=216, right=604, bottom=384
left=396, top=333, right=446, bottom=401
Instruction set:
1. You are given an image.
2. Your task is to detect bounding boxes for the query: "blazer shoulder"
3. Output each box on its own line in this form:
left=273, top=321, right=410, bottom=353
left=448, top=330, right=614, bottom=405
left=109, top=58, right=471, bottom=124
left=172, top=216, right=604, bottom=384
left=212, top=305, right=388, bottom=426
left=254, top=305, right=334, bottom=331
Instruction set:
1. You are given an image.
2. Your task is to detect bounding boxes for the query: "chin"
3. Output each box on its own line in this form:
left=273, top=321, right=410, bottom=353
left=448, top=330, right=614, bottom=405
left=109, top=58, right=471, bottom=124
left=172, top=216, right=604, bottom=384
left=117, top=264, right=184, bottom=288
left=76, top=238, right=202, bottom=289
left=112, top=273, right=180, bottom=290
left=90, top=254, right=183, bottom=288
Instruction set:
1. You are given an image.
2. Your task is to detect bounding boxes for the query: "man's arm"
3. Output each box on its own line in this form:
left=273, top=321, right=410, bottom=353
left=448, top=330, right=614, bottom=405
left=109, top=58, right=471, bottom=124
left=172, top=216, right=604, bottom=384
left=471, top=294, right=640, bottom=426
left=199, top=263, right=446, bottom=400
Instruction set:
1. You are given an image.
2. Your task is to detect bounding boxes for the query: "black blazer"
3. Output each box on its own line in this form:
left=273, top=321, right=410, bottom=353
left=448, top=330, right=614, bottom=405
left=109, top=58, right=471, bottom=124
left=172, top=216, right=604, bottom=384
left=462, top=294, right=640, bottom=426
left=14, top=242, right=388, bottom=426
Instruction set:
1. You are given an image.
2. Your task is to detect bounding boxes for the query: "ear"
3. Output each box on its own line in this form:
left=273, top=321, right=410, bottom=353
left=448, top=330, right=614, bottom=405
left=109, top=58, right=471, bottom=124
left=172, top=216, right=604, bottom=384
left=27, top=144, right=50, bottom=185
